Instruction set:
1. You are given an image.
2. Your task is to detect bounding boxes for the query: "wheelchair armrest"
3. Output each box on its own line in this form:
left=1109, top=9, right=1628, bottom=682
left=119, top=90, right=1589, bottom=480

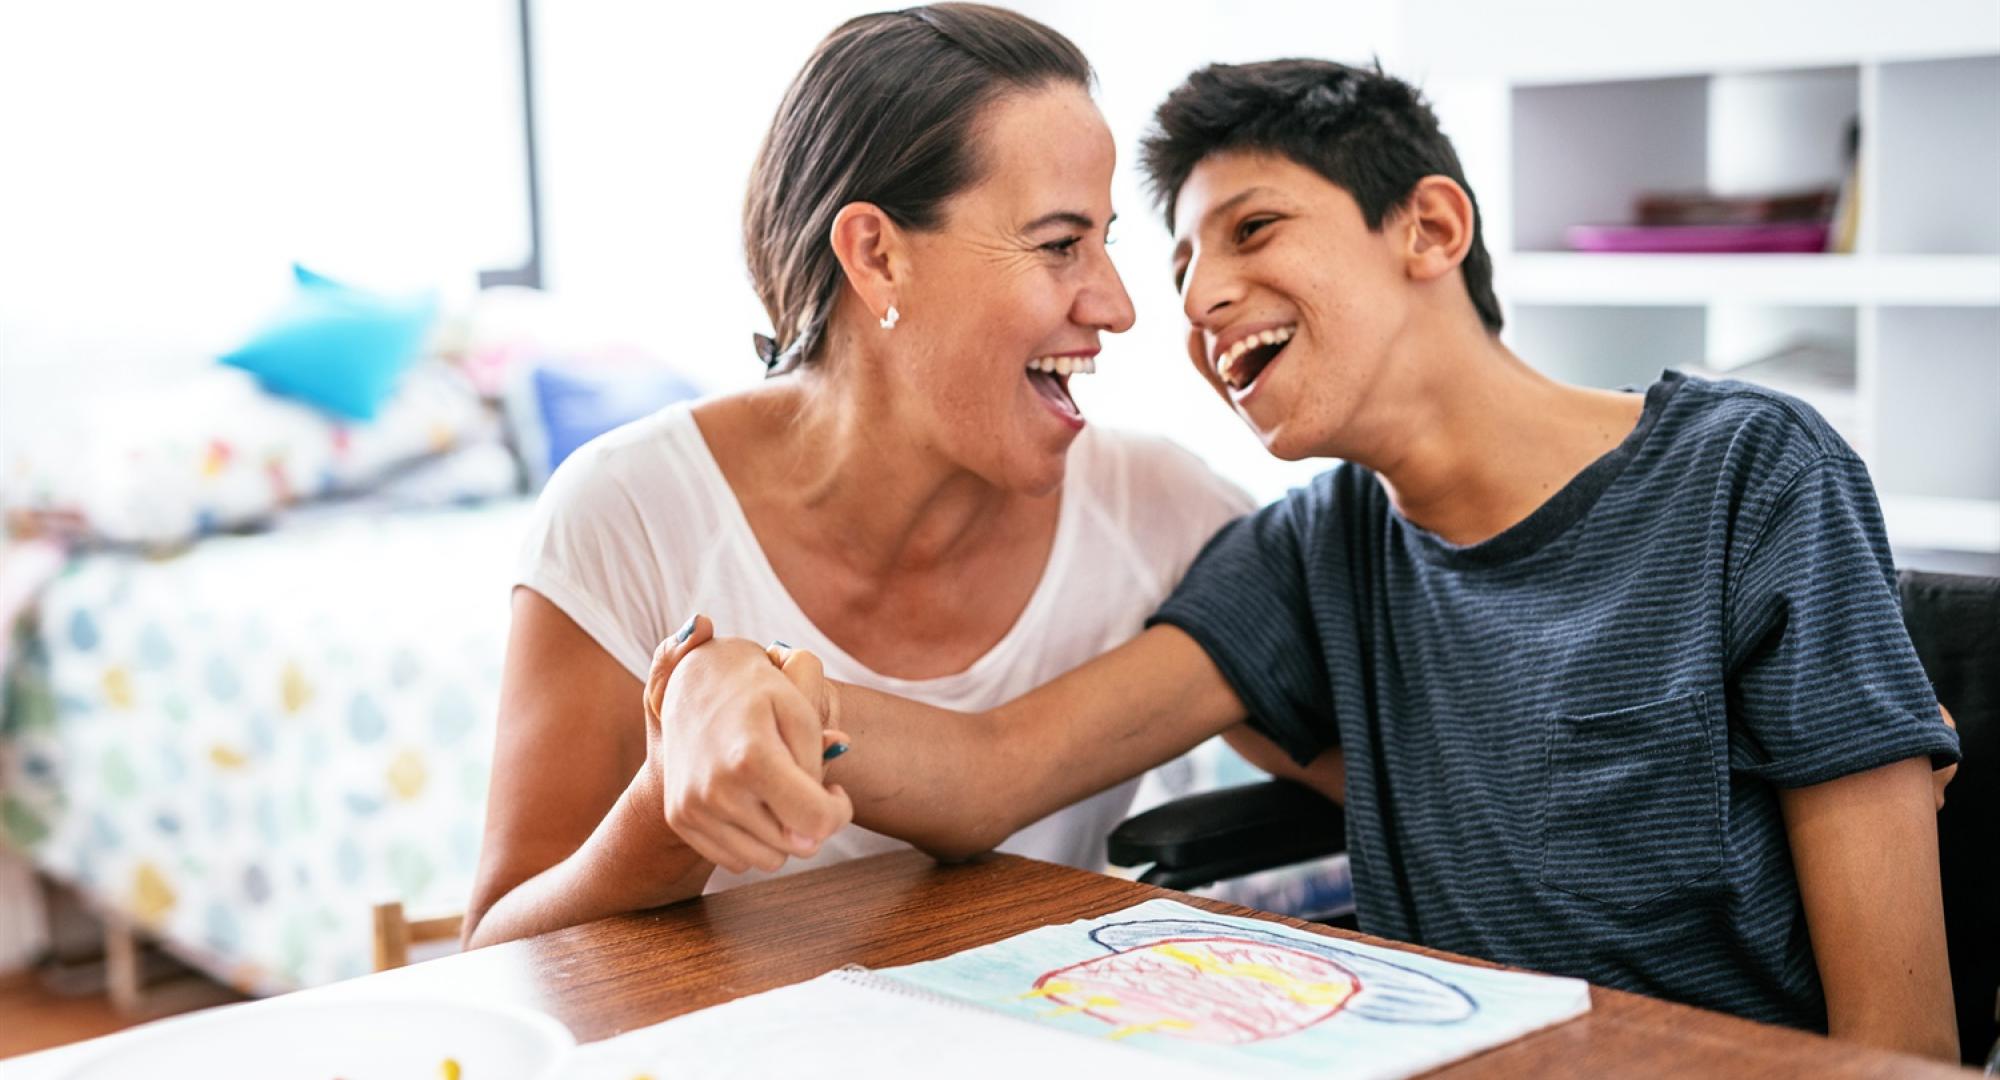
left=1107, top=779, right=1346, bottom=891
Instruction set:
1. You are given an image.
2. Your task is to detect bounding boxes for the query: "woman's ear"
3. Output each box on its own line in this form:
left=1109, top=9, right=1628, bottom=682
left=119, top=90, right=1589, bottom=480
left=829, top=202, right=901, bottom=320
left=1400, top=175, right=1476, bottom=284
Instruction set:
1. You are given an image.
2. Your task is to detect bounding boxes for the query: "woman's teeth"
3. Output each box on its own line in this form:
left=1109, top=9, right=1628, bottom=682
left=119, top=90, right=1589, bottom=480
left=1216, top=325, right=1296, bottom=387
left=1027, top=355, right=1097, bottom=376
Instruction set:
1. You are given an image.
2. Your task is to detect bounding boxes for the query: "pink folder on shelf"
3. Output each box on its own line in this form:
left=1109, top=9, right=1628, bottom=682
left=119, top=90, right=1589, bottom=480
left=1565, top=221, right=1832, bottom=253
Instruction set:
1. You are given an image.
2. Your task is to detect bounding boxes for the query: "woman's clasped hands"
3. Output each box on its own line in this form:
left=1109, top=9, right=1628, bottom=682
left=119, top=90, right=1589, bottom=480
left=643, top=615, right=853, bottom=875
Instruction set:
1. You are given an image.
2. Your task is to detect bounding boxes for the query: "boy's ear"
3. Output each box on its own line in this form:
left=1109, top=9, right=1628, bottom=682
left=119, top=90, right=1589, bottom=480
left=1400, top=175, right=1476, bottom=284
left=829, top=202, right=903, bottom=319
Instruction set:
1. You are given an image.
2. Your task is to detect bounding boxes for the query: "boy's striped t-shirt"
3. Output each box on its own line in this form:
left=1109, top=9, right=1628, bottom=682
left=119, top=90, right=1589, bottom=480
left=1151, top=370, right=1960, bottom=1031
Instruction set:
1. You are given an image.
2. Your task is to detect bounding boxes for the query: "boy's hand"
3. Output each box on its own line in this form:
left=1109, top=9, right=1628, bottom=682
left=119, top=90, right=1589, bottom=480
left=643, top=619, right=851, bottom=875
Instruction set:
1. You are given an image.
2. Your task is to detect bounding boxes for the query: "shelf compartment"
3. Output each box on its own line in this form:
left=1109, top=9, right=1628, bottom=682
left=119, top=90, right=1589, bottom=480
left=1871, top=306, right=2000, bottom=506
left=1874, top=55, right=2000, bottom=255
left=1501, top=253, right=2000, bottom=306
left=1511, top=67, right=1857, bottom=253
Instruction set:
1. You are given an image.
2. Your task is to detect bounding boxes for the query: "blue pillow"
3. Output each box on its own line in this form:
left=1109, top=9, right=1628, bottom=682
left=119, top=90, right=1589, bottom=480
left=220, top=265, right=437, bottom=421
left=507, top=361, right=702, bottom=487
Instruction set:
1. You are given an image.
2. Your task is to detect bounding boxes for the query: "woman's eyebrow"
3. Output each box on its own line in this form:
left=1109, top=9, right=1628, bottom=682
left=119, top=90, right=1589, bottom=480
left=1022, top=210, right=1098, bottom=232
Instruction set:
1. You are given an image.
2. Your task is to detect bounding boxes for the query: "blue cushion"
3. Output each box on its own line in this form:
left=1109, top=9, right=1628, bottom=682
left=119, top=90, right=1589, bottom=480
left=219, top=265, right=437, bottom=421
left=507, top=362, right=702, bottom=486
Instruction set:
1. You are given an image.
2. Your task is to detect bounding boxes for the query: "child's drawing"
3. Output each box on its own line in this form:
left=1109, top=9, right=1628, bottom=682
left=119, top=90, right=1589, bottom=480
left=879, top=899, right=1591, bottom=1078
left=1020, top=917, right=1475, bottom=1043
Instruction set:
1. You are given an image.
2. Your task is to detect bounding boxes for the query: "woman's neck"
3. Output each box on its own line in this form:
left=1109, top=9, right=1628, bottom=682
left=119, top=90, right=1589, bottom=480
left=699, top=364, right=1036, bottom=583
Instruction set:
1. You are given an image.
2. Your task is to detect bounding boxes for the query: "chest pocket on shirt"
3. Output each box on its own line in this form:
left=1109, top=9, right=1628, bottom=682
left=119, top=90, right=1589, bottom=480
left=1538, top=692, right=1723, bottom=909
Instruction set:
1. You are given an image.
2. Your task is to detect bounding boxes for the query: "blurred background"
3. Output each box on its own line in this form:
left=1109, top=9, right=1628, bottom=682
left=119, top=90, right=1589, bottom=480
left=1, top=0, right=1995, bottom=1054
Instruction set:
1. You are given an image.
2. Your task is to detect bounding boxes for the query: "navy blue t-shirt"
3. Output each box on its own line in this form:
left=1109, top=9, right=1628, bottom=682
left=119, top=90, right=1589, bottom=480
left=1150, top=371, right=1960, bottom=1031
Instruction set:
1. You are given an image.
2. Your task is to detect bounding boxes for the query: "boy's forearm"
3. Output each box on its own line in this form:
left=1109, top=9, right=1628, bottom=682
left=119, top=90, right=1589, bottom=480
left=830, top=625, right=1249, bottom=858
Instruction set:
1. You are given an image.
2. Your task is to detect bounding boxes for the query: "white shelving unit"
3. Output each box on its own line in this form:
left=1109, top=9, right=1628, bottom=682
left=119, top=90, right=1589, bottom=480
left=1416, top=12, right=2000, bottom=556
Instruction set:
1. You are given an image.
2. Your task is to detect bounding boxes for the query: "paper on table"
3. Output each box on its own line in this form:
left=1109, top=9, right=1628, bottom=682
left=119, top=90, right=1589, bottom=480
left=878, top=898, right=1592, bottom=1077
left=561, top=899, right=1590, bottom=1079
left=558, top=966, right=1230, bottom=1080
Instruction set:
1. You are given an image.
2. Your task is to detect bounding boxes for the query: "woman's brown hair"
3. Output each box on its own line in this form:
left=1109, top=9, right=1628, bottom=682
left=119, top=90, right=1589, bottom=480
left=744, top=4, right=1092, bottom=374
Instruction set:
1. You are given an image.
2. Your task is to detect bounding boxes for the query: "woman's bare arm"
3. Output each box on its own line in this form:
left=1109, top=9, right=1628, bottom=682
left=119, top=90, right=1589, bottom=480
left=461, top=590, right=714, bottom=948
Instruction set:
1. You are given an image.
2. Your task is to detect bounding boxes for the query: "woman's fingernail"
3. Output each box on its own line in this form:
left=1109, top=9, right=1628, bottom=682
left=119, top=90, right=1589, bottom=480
left=821, top=742, right=850, bottom=763
left=673, top=616, right=697, bottom=644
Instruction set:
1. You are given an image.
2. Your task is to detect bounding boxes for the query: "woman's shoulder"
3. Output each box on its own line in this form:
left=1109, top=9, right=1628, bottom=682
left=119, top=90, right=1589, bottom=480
left=526, top=399, right=738, bottom=570
left=1064, top=426, right=1256, bottom=591
left=538, top=400, right=716, bottom=510
left=1071, top=425, right=1257, bottom=520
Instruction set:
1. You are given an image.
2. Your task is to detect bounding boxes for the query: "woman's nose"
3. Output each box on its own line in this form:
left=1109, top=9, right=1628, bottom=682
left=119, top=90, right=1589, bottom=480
left=1080, top=246, right=1136, bottom=334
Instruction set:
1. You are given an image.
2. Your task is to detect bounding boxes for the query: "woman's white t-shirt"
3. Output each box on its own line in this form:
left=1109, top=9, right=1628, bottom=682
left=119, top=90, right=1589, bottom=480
left=514, top=401, right=1254, bottom=891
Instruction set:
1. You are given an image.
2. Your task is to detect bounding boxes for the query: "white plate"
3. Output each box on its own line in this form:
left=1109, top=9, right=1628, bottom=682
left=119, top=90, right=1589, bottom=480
left=61, top=996, right=574, bottom=1080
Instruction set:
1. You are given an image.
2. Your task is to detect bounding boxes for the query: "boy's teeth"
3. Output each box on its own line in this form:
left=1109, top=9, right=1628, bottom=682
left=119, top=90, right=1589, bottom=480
left=1216, top=325, right=1296, bottom=384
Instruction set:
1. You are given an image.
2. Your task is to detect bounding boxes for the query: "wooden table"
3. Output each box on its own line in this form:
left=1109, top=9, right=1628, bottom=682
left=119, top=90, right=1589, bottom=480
left=9, top=852, right=1972, bottom=1077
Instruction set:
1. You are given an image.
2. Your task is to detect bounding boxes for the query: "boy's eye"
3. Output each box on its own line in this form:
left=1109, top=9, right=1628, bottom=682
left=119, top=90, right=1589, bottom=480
left=1235, top=216, right=1275, bottom=243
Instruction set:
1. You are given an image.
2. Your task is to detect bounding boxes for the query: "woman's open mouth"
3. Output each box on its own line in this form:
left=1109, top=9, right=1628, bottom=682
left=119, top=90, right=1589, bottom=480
left=1026, top=353, right=1095, bottom=429
left=1215, top=324, right=1295, bottom=394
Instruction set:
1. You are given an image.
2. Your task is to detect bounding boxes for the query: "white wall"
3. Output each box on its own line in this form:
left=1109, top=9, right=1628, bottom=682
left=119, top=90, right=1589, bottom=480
left=0, top=0, right=525, bottom=380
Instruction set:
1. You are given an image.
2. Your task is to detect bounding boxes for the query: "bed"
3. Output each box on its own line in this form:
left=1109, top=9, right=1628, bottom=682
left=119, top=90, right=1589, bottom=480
left=0, top=499, right=530, bottom=993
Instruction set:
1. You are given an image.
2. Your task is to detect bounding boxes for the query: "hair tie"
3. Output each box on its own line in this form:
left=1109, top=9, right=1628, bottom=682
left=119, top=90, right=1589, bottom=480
left=754, top=332, right=810, bottom=377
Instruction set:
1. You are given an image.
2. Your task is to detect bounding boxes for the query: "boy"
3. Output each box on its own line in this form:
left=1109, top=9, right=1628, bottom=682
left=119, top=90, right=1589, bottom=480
left=648, top=60, right=1960, bottom=1058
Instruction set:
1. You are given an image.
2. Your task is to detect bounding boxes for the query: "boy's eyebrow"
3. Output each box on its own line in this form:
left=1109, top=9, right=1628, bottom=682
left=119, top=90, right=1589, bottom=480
left=1171, top=186, right=1273, bottom=264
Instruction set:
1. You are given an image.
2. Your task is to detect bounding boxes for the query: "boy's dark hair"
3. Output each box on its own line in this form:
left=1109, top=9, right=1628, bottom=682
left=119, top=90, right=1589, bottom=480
left=1141, top=59, right=1503, bottom=334
left=745, top=4, right=1093, bottom=374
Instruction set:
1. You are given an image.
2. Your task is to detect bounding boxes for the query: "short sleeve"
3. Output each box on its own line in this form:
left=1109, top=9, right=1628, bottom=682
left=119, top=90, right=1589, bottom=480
left=1147, top=492, right=1334, bottom=766
left=1725, top=454, right=1960, bottom=786
left=513, top=443, right=672, bottom=681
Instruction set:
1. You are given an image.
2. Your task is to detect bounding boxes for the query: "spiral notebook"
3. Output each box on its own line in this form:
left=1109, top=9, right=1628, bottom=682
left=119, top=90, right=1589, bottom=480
left=559, top=899, right=1591, bottom=1079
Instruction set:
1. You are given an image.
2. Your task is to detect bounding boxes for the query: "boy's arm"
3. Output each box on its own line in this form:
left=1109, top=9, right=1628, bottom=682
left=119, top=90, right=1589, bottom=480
left=654, top=624, right=1251, bottom=864
left=1779, top=756, right=1957, bottom=1061
left=1224, top=726, right=1347, bottom=805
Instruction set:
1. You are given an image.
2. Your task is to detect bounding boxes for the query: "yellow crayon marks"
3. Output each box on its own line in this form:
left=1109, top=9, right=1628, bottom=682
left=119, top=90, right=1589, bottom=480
left=1108, top=1018, right=1194, bottom=1040
left=1153, top=943, right=1355, bottom=1007
left=1017, top=980, right=1076, bottom=1001
left=1038, top=995, right=1119, bottom=1018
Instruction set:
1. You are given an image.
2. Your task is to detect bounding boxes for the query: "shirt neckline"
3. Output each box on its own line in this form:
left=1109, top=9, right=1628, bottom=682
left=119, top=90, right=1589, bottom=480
left=1396, top=371, right=1687, bottom=569
left=670, top=402, right=1081, bottom=693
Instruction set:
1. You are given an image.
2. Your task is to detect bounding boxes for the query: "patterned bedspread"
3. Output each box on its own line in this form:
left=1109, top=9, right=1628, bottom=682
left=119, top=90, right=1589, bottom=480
left=0, top=501, right=531, bottom=993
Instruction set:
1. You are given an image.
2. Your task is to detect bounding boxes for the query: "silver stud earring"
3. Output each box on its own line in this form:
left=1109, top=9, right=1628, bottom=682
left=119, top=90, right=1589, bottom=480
left=879, top=305, right=900, bottom=331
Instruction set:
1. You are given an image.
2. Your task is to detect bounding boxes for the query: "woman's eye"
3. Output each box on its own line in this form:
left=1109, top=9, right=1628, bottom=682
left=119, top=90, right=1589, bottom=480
left=1041, top=236, right=1082, bottom=256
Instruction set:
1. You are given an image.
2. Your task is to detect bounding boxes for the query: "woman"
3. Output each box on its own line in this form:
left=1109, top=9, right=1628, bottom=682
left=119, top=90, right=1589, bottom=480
left=460, top=4, right=1253, bottom=948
